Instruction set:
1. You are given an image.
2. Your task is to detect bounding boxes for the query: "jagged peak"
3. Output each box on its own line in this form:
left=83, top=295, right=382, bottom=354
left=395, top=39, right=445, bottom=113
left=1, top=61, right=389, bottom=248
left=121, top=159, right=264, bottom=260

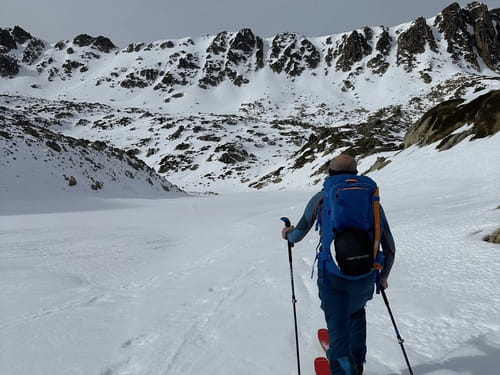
left=72, top=33, right=116, bottom=53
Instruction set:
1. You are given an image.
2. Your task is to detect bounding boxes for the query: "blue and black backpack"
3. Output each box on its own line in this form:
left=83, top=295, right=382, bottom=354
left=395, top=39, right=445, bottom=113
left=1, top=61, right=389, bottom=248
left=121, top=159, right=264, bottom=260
left=317, top=174, right=384, bottom=279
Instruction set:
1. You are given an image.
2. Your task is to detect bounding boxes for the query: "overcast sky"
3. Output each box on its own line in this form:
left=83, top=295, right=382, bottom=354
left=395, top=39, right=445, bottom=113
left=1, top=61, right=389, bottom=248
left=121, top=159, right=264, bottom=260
left=1, top=0, right=499, bottom=46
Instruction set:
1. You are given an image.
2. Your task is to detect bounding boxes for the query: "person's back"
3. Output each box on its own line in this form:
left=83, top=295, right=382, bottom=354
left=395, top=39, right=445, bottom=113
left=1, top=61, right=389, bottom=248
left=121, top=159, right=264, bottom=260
left=282, top=154, right=395, bottom=375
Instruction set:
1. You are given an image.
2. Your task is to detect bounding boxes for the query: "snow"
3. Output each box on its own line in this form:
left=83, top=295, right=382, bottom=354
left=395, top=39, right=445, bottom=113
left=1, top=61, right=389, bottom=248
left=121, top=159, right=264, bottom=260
left=1, top=133, right=499, bottom=375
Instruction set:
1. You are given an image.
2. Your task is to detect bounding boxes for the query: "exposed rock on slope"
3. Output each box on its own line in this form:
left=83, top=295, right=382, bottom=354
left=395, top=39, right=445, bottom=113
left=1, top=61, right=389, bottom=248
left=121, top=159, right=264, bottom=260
left=404, top=89, right=500, bottom=150
left=435, top=2, right=500, bottom=71
left=199, top=28, right=264, bottom=88
left=334, top=29, right=372, bottom=72
left=268, top=32, right=320, bottom=76
left=397, top=17, right=438, bottom=72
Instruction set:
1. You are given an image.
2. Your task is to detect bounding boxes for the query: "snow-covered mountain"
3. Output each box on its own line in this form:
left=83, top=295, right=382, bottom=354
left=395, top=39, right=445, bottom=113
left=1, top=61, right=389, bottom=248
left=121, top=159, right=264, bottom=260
left=1, top=1, right=499, bottom=194
left=0, top=99, right=184, bottom=200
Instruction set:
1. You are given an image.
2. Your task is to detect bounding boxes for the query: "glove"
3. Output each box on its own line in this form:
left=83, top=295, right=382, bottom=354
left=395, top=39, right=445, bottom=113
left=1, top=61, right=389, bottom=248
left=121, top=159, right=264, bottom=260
left=281, top=225, right=295, bottom=240
left=380, top=275, right=389, bottom=290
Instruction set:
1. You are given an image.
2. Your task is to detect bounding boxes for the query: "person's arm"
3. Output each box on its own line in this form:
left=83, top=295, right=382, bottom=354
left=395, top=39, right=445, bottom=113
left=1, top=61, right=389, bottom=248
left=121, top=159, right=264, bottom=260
left=283, top=192, right=322, bottom=244
left=379, top=206, right=396, bottom=284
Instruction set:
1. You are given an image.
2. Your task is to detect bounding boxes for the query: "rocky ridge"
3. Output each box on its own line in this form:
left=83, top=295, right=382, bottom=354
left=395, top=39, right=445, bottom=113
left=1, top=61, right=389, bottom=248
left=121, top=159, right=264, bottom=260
left=0, top=2, right=499, bottom=94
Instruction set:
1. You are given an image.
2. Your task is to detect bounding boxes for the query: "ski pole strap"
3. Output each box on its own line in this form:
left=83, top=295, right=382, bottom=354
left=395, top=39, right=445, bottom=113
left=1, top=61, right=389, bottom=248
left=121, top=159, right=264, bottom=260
left=310, top=241, right=321, bottom=279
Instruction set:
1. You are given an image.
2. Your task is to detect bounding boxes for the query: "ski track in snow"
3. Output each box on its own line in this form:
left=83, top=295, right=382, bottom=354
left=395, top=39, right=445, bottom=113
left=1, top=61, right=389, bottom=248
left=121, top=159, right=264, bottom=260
left=1, top=136, right=500, bottom=375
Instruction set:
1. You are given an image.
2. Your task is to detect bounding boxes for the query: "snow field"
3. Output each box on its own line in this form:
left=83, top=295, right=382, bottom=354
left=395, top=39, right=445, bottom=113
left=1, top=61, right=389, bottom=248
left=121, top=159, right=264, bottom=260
left=1, top=134, right=499, bottom=375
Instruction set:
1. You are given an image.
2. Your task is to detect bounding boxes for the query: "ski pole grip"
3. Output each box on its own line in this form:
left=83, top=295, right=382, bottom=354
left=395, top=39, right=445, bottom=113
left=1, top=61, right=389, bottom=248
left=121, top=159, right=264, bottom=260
left=280, top=217, right=291, bottom=227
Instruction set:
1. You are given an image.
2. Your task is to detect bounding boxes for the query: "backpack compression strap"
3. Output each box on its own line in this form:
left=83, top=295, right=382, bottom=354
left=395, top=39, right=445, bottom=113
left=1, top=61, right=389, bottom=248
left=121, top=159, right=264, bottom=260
left=372, top=187, right=383, bottom=271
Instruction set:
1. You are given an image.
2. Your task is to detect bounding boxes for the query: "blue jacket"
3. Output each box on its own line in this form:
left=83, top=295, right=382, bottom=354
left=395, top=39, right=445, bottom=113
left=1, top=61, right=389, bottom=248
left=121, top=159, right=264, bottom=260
left=286, top=191, right=395, bottom=278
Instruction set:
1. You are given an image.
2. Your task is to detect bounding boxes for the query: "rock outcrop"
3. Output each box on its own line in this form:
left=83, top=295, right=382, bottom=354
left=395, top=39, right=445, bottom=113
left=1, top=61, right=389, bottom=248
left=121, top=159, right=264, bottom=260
left=334, top=29, right=372, bottom=72
left=73, top=34, right=116, bottom=53
left=435, top=2, right=500, bottom=72
left=367, top=28, right=392, bottom=75
left=199, top=29, right=265, bottom=88
left=0, top=28, right=17, bottom=51
left=397, top=17, right=439, bottom=72
left=268, top=32, right=320, bottom=76
left=0, top=54, right=19, bottom=77
left=404, top=89, right=500, bottom=150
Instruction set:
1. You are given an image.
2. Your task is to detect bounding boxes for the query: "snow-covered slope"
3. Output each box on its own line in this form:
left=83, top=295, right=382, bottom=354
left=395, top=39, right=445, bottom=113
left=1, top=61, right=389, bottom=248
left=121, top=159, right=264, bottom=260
left=0, top=101, right=184, bottom=207
left=0, top=131, right=498, bottom=375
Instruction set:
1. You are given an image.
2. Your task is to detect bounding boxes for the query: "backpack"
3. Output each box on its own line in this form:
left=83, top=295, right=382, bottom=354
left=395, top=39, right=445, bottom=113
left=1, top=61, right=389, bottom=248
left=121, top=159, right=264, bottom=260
left=317, top=174, right=383, bottom=278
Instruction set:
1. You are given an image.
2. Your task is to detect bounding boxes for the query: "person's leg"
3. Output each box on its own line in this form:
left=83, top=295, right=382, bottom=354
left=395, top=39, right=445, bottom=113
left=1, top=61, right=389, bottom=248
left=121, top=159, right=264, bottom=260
left=349, top=308, right=367, bottom=368
left=318, top=274, right=355, bottom=375
left=349, top=273, right=375, bottom=372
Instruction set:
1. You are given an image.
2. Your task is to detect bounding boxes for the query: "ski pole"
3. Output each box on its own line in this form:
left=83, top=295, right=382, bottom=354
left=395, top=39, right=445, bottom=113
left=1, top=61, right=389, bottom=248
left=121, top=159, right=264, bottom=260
left=381, top=288, right=414, bottom=375
left=280, top=217, right=301, bottom=375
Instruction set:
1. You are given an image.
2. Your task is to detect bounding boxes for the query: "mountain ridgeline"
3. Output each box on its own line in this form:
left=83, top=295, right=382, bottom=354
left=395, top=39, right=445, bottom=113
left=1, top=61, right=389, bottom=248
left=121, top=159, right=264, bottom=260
left=0, top=2, right=499, bottom=89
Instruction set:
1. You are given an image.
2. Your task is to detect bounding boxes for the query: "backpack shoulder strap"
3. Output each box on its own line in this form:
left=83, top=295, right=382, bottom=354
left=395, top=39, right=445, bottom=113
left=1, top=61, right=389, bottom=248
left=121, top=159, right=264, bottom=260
left=372, top=186, right=383, bottom=270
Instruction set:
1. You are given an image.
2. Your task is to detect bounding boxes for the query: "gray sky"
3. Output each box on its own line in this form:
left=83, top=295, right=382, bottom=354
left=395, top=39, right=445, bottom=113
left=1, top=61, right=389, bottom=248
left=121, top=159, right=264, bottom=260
left=1, top=0, right=499, bottom=46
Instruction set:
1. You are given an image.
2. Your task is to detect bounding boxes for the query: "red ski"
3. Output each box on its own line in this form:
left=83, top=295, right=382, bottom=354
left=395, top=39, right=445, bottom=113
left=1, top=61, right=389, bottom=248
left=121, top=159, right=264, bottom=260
left=314, top=329, right=331, bottom=375
left=318, top=328, right=329, bottom=352
left=314, top=357, right=330, bottom=375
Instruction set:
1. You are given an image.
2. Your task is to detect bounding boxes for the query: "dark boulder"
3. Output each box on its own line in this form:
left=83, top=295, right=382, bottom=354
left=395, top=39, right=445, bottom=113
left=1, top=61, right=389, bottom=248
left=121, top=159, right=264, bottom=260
left=73, top=34, right=94, bottom=47
left=160, top=40, right=175, bottom=49
left=22, top=38, right=45, bottom=65
left=0, top=29, right=17, bottom=51
left=0, top=55, right=19, bottom=77
left=215, top=143, right=248, bottom=164
left=93, top=36, right=116, bottom=53
left=54, top=41, right=66, bottom=50
left=12, top=26, right=32, bottom=44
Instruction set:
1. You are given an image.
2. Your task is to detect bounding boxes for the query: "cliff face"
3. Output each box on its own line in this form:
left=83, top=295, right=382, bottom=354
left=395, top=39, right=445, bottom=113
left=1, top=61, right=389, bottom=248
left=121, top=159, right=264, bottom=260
left=436, top=2, right=500, bottom=71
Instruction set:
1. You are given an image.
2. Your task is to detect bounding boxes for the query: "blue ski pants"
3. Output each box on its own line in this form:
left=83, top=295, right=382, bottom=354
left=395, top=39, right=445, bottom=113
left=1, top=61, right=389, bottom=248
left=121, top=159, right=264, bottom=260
left=317, top=270, right=376, bottom=375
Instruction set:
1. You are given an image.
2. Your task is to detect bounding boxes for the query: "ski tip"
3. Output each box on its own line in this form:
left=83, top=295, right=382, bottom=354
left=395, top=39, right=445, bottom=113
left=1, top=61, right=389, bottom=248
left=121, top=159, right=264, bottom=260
left=314, top=357, right=330, bottom=375
left=314, top=357, right=329, bottom=364
left=318, top=328, right=329, bottom=352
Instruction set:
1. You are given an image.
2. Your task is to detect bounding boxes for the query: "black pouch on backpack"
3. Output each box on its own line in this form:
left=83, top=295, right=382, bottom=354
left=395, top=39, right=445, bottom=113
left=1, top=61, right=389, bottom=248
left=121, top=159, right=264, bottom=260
left=333, top=229, right=373, bottom=276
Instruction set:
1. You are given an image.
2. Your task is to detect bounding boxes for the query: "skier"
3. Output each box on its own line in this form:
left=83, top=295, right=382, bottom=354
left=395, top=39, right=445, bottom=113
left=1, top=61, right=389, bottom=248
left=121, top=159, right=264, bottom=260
left=281, top=154, right=396, bottom=375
